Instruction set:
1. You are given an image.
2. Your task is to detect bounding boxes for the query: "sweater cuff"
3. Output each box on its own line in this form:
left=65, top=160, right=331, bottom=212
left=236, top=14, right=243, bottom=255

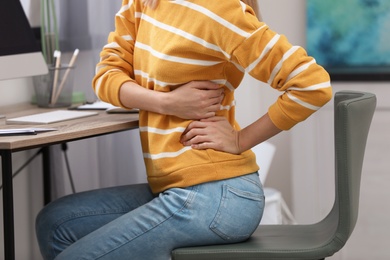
left=268, top=102, right=297, bottom=131
left=107, top=75, right=136, bottom=109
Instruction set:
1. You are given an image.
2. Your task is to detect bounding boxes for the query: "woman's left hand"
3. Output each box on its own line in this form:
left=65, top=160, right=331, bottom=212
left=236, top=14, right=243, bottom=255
left=180, top=116, right=241, bottom=154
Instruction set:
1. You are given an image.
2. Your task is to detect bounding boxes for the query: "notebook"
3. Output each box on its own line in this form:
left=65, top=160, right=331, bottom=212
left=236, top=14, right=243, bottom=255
left=6, top=110, right=98, bottom=125
left=74, top=101, right=139, bottom=113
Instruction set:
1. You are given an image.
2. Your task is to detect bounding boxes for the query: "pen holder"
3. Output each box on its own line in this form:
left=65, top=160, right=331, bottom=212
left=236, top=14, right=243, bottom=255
left=33, top=65, right=75, bottom=108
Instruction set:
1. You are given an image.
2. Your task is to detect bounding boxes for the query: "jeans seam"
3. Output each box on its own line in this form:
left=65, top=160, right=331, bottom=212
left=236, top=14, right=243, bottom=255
left=51, top=208, right=132, bottom=258
left=241, top=173, right=261, bottom=188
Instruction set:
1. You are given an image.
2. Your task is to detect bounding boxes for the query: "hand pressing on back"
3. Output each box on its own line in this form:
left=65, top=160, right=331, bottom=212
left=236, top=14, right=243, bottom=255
left=180, top=116, right=241, bottom=155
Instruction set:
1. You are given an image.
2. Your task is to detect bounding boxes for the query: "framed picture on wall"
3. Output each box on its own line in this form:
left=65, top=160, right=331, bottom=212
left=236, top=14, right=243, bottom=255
left=306, top=0, right=390, bottom=81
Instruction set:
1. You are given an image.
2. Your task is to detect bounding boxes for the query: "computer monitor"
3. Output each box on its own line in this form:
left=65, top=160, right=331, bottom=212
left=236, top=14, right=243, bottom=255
left=0, top=0, right=48, bottom=80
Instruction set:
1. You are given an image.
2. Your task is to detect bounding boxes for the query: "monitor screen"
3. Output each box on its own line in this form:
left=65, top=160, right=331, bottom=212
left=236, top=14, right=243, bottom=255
left=0, top=0, right=48, bottom=80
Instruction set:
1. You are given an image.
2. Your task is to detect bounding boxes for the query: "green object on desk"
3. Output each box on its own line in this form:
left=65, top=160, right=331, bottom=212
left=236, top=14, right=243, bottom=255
left=31, top=91, right=86, bottom=106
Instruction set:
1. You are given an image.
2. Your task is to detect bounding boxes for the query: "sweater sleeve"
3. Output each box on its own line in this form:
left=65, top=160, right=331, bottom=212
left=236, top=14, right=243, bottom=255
left=92, top=0, right=138, bottom=108
left=230, top=8, right=332, bottom=130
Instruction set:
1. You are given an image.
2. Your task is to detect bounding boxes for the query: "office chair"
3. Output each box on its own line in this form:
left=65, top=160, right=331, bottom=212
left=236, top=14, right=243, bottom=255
left=172, top=90, right=376, bottom=260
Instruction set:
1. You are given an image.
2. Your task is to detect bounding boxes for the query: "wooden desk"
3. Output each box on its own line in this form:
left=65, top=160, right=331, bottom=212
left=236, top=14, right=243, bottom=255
left=0, top=103, right=139, bottom=260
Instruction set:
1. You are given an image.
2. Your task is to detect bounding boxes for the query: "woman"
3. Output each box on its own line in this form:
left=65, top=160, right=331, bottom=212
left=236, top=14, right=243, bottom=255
left=36, top=0, right=332, bottom=259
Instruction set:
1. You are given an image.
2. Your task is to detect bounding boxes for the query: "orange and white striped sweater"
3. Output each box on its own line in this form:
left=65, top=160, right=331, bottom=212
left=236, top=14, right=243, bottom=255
left=93, top=0, right=332, bottom=193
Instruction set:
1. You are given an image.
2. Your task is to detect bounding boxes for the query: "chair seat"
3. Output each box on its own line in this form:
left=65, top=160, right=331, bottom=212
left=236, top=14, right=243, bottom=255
left=172, top=213, right=339, bottom=260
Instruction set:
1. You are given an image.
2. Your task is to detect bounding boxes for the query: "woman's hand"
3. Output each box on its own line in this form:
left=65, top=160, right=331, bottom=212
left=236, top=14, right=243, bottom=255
left=164, top=81, right=224, bottom=120
left=180, top=116, right=241, bottom=154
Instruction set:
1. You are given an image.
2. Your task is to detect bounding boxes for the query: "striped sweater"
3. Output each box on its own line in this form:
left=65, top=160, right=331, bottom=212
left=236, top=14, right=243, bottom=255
left=93, top=0, right=332, bottom=193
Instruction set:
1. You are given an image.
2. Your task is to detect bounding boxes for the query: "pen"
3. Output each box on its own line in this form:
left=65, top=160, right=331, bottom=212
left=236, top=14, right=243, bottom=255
left=0, top=129, right=37, bottom=136
left=53, top=49, right=79, bottom=104
left=50, top=50, right=61, bottom=104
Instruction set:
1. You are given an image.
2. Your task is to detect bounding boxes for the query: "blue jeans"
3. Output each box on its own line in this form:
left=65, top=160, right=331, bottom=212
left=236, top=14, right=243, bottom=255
left=36, top=172, right=264, bottom=260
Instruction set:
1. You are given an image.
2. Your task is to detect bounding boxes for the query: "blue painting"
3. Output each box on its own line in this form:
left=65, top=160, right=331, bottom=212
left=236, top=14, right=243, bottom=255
left=307, top=0, right=390, bottom=80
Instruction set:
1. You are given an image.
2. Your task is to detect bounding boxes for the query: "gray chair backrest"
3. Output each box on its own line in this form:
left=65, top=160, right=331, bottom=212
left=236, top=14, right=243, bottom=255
left=332, top=91, right=376, bottom=247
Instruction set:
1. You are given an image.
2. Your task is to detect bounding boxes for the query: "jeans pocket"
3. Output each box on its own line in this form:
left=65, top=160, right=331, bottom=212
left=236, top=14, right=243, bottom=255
left=209, top=184, right=265, bottom=242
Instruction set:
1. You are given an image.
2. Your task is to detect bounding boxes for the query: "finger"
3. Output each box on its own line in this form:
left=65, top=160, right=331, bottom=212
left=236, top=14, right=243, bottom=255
left=186, top=120, right=208, bottom=131
left=181, top=120, right=199, bottom=136
left=199, top=116, right=224, bottom=122
left=180, top=125, right=207, bottom=143
left=181, top=133, right=203, bottom=145
left=183, top=135, right=213, bottom=146
left=209, top=94, right=224, bottom=105
left=191, top=142, right=217, bottom=150
left=207, top=103, right=221, bottom=112
left=197, top=90, right=224, bottom=106
left=207, top=88, right=225, bottom=99
left=203, top=111, right=216, bottom=118
left=194, top=81, right=221, bottom=90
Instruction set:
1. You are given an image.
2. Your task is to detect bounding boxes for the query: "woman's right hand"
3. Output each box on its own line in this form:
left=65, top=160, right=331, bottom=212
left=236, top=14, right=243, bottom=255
left=164, top=81, right=224, bottom=120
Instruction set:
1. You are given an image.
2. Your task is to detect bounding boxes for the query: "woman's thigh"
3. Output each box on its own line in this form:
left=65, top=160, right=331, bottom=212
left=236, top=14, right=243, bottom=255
left=51, top=173, right=264, bottom=260
left=36, top=183, right=155, bottom=259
